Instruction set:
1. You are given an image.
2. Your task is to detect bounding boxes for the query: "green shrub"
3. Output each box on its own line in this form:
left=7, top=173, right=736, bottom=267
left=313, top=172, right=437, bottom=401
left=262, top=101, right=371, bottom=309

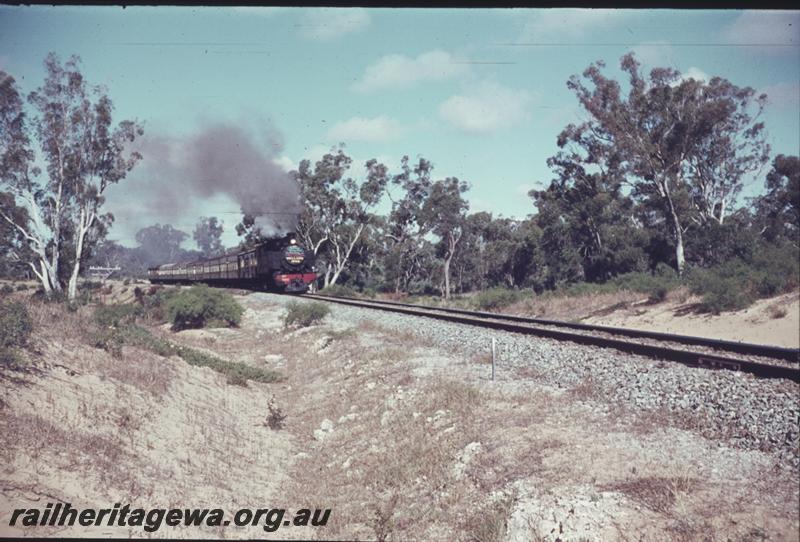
left=750, top=243, right=800, bottom=295
left=0, top=301, right=33, bottom=368
left=91, top=328, right=125, bottom=358
left=688, top=264, right=755, bottom=314
left=95, top=303, right=141, bottom=328
left=88, top=320, right=281, bottom=385
left=319, top=284, right=358, bottom=298
left=472, top=287, right=526, bottom=311
left=165, top=285, right=243, bottom=330
left=611, top=266, right=681, bottom=302
left=0, top=301, right=33, bottom=350
left=283, top=301, right=330, bottom=327
left=138, top=287, right=179, bottom=323
left=362, top=287, right=378, bottom=299
left=16, top=284, right=28, bottom=291
left=1, top=284, right=13, bottom=295
left=123, top=324, right=279, bottom=385
left=688, top=244, right=799, bottom=314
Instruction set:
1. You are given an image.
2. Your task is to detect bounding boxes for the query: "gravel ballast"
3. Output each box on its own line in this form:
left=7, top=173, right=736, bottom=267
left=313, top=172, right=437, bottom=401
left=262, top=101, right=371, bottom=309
left=255, top=293, right=800, bottom=469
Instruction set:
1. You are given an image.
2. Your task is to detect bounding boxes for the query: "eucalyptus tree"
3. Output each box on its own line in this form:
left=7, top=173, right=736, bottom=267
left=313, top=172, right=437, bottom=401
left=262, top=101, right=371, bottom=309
left=383, top=156, right=434, bottom=293
left=0, top=192, right=33, bottom=278
left=0, top=54, right=143, bottom=299
left=135, top=223, right=189, bottom=265
left=293, top=148, right=388, bottom=287
left=193, top=216, right=225, bottom=258
left=419, top=177, right=469, bottom=299
left=754, top=154, right=799, bottom=245
left=532, top=149, right=648, bottom=282
left=563, top=53, right=769, bottom=274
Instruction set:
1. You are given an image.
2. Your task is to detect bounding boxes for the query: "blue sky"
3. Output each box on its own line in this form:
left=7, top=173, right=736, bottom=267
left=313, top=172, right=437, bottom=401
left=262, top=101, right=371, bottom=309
left=1, top=7, right=798, bottom=248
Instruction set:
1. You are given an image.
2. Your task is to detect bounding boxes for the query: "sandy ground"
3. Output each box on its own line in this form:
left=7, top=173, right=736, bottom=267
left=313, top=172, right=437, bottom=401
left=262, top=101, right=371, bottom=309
left=1, top=288, right=798, bottom=540
left=0, top=300, right=294, bottom=539
left=5, top=279, right=798, bottom=348
left=583, top=290, right=800, bottom=348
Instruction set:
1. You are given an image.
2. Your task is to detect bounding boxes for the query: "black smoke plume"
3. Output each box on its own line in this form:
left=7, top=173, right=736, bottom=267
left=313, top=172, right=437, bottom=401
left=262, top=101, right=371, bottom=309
left=115, top=120, right=300, bottom=241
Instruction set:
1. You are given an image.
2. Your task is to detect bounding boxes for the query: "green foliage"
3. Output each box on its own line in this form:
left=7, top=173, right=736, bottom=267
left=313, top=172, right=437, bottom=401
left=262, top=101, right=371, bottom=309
left=362, top=287, right=378, bottom=298
left=319, top=284, right=358, bottom=298
left=548, top=265, right=682, bottom=303
left=88, top=305, right=281, bottom=385
left=0, top=300, right=33, bottom=367
left=165, top=285, right=243, bottom=330
left=95, top=303, right=141, bottom=328
left=610, top=265, right=681, bottom=302
left=0, top=347, right=24, bottom=367
left=754, top=154, right=800, bottom=243
left=123, top=325, right=280, bottom=386
left=688, top=243, right=799, bottom=314
left=472, top=287, right=527, bottom=311
left=283, top=301, right=330, bottom=327
left=193, top=216, right=225, bottom=258
left=91, top=327, right=125, bottom=358
left=137, top=287, right=179, bottom=323
left=16, top=284, right=28, bottom=291
left=688, top=264, right=755, bottom=314
left=1, top=284, right=13, bottom=295
left=0, top=300, right=32, bottom=350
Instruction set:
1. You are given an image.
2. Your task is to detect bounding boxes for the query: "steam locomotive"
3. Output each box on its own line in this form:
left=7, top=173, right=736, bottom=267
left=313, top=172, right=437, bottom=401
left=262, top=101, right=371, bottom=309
left=147, top=234, right=317, bottom=293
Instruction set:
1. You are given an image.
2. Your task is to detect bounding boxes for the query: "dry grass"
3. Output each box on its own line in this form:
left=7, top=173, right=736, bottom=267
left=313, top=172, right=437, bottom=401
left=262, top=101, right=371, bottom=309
left=505, top=290, right=646, bottom=321
left=605, top=476, right=698, bottom=514
left=4, top=293, right=798, bottom=540
left=0, top=410, right=142, bottom=493
left=277, top=320, right=573, bottom=540
left=769, top=304, right=789, bottom=319
left=20, top=300, right=177, bottom=397
left=462, top=495, right=514, bottom=542
left=567, top=375, right=602, bottom=401
left=277, top=325, right=492, bottom=539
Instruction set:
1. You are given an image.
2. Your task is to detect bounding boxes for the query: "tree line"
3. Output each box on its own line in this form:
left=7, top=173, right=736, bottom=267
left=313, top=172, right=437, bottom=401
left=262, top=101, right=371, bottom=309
left=2, top=53, right=798, bottom=304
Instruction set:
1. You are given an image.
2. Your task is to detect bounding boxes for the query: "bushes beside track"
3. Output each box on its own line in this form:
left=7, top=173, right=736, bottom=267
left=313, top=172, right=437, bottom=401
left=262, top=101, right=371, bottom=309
left=164, top=284, right=243, bottom=330
left=284, top=301, right=330, bottom=328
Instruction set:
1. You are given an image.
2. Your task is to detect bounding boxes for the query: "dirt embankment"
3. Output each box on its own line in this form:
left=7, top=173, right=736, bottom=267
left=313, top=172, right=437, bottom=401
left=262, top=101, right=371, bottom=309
left=501, top=288, right=800, bottom=349
left=581, top=290, right=800, bottom=349
left=1, top=291, right=798, bottom=540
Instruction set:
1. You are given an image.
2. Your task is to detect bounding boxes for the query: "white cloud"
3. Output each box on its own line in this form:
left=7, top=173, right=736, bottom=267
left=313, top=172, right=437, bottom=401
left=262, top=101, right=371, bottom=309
left=761, top=82, right=800, bottom=109
left=326, top=115, right=404, bottom=143
left=299, top=8, right=370, bottom=41
left=438, top=82, right=533, bottom=135
left=352, top=50, right=468, bottom=93
left=682, top=67, right=709, bottom=82
left=721, top=10, right=800, bottom=49
left=272, top=155, right=296, bottom=172
left=519, top=9, right=633, bottom=41
left=669, top=66, right=709, bottom=87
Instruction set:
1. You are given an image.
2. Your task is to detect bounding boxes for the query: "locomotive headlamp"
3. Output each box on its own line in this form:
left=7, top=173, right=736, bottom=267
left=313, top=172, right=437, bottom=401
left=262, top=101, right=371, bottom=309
left=290, top=238, right=296, bottom=244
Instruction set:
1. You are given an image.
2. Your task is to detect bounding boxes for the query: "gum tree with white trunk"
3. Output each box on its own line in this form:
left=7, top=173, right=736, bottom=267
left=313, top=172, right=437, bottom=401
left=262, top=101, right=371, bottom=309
left=0, top=53, right=143, bottom=301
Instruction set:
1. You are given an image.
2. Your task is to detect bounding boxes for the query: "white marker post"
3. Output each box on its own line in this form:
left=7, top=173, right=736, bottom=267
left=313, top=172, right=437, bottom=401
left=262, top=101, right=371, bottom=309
left=491, top=337, right=496, bottom=381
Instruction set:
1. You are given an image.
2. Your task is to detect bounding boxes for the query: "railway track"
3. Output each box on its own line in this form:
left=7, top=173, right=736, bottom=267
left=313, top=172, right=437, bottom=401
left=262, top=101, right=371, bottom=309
left=302, top=293, right=800, bottom=382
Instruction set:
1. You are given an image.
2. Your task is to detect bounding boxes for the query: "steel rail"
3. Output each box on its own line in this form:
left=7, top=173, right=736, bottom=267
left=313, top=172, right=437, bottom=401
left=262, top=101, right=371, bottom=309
left=309, top=295, right=799, bottom=362
left=303, top=294, right=800, bottom=382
